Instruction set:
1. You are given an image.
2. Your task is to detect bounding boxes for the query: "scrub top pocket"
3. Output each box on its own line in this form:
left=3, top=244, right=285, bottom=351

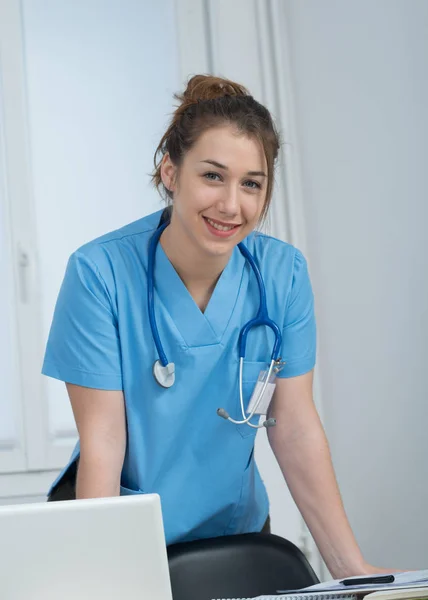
left=120, top=484, right=145, bottom=496
left=235, top=360, right=270, bottom=439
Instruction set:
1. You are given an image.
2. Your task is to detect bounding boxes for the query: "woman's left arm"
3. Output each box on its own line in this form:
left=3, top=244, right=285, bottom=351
left=267, top=369, right=390, bottom=579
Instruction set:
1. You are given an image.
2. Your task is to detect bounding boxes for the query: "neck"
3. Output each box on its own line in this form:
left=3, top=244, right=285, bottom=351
left=160, top=219, right=231, bottom=309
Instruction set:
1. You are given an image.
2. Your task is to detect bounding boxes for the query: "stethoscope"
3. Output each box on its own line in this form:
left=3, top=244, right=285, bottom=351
left=148, top=215, right=283, bottom=429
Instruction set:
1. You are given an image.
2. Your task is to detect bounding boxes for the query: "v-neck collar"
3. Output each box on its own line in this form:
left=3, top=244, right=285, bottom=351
left=153, top=242, right=247, bottom=347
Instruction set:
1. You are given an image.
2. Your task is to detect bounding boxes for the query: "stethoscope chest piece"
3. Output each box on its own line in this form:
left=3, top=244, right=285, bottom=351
left=153, top=360, right=175, bottom=388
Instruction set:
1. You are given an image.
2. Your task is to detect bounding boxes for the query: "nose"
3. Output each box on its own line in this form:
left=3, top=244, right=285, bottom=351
left=218, top=183, right=239, bottom=217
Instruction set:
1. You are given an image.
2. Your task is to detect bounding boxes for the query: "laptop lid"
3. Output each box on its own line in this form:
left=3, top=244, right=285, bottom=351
left=0, top=494, right=173, bottom=600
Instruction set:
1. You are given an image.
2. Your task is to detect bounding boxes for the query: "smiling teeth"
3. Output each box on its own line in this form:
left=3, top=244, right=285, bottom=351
left=206, top=218, right=235, bottom=232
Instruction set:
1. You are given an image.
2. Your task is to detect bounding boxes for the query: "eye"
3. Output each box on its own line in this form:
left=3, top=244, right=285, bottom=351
left=203, top=171, right=222, bottom=182
left=243, top=180, right=262, bottom=190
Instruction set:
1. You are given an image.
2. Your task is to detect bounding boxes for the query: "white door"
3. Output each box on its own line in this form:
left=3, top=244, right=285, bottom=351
left=0, top=0, right=182, bottom=472
left=0, top=82, right=26, bottom=474
left=21, top=0, right=182, bottom=470
left=0, top=0, right=30, bottom=474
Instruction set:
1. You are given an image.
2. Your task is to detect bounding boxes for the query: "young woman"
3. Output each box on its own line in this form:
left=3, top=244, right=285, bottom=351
left=43, top=75, right=387, bottom=577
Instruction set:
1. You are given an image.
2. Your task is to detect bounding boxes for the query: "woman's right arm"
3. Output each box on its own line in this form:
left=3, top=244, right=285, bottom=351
left=66, top=383, right=126, bottom=499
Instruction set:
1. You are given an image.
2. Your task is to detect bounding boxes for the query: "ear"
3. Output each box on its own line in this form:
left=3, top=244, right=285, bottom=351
left=160, top=154, right=178, bottom=194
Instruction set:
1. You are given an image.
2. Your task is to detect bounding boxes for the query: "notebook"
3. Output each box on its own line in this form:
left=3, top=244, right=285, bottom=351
left=213, top=591, right=428, bottom=600
left=215, top=569, right=428, bottom=600
left=213, top=593, right=358, bottom=600
left=366, top=591, right=428, bottom=600
left=281, top=572, right=428, bottom=595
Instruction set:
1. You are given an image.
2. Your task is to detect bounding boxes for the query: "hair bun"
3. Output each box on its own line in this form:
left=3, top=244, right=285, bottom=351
left=177, top=74, right=249, bottom=105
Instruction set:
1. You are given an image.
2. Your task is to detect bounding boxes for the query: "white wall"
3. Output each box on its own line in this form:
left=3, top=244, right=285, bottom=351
left=284, top=0, right=428, bottom=568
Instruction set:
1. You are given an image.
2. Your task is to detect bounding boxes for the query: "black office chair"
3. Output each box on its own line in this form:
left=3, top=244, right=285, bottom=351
left=167, top=532, right=320, bottom=600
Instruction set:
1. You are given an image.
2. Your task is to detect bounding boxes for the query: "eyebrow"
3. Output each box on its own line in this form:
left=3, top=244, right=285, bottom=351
left=200, top=159, right=267, bottom=177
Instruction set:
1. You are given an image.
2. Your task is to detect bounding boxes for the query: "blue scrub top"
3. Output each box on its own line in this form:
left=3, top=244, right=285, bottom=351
left=42, top=209, right=316, bottom=545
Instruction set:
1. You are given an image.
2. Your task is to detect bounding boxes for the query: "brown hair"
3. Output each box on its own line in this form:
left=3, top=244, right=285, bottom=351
left=152, top=75, right=280, bottom=222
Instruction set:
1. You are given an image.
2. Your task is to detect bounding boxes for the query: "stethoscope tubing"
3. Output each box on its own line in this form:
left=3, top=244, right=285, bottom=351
left=148, top=222, right=282, bottom=368
left=147, top=222, right=169, bottom=367
left=148, top=219, right=281, bottom=427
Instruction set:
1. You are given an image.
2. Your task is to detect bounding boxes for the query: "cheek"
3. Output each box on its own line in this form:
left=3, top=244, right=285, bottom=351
left=175, top=179, right=203, bottom=210
left=242, top=195, right=264, bottom=221
left=188, top=180, right=221, bottom=209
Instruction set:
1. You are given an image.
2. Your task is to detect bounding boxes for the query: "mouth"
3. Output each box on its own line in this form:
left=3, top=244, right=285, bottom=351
left=202, top=216, right=241, bottom=238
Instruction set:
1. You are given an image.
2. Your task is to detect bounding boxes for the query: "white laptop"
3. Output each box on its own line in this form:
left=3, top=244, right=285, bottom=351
left=0, top=494, right=173, bottom=600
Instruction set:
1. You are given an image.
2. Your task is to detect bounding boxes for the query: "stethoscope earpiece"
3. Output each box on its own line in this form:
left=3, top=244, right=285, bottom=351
left=217, top=408, right=230, bottom=420
left=217, top=405, right=277, bottom=429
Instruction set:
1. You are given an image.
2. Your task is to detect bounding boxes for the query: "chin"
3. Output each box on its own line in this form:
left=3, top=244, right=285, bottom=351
left=197, top=237, right=236, bottom=258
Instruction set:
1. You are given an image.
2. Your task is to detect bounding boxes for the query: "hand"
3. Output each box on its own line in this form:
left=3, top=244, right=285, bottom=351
left=355, top=563, right=402, bottom=576
left=334, top=562, right=401, bottom=578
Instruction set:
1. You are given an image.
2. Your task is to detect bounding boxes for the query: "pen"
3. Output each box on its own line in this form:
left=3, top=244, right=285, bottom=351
left=341, top=575, right=395, bottom=586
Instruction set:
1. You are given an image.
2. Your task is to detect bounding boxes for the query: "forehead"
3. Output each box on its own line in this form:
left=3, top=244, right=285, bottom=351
left=186, top=125, right=266, bottom=170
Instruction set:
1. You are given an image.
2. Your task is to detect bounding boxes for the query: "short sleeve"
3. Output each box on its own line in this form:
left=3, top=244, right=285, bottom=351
left=276, top=249, right=317, bottom=378
left=42, top=250, right=123, bottom=390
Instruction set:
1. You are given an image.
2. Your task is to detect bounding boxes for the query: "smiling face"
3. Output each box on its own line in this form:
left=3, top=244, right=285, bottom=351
left=160, top=124, right=268, bottom=258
